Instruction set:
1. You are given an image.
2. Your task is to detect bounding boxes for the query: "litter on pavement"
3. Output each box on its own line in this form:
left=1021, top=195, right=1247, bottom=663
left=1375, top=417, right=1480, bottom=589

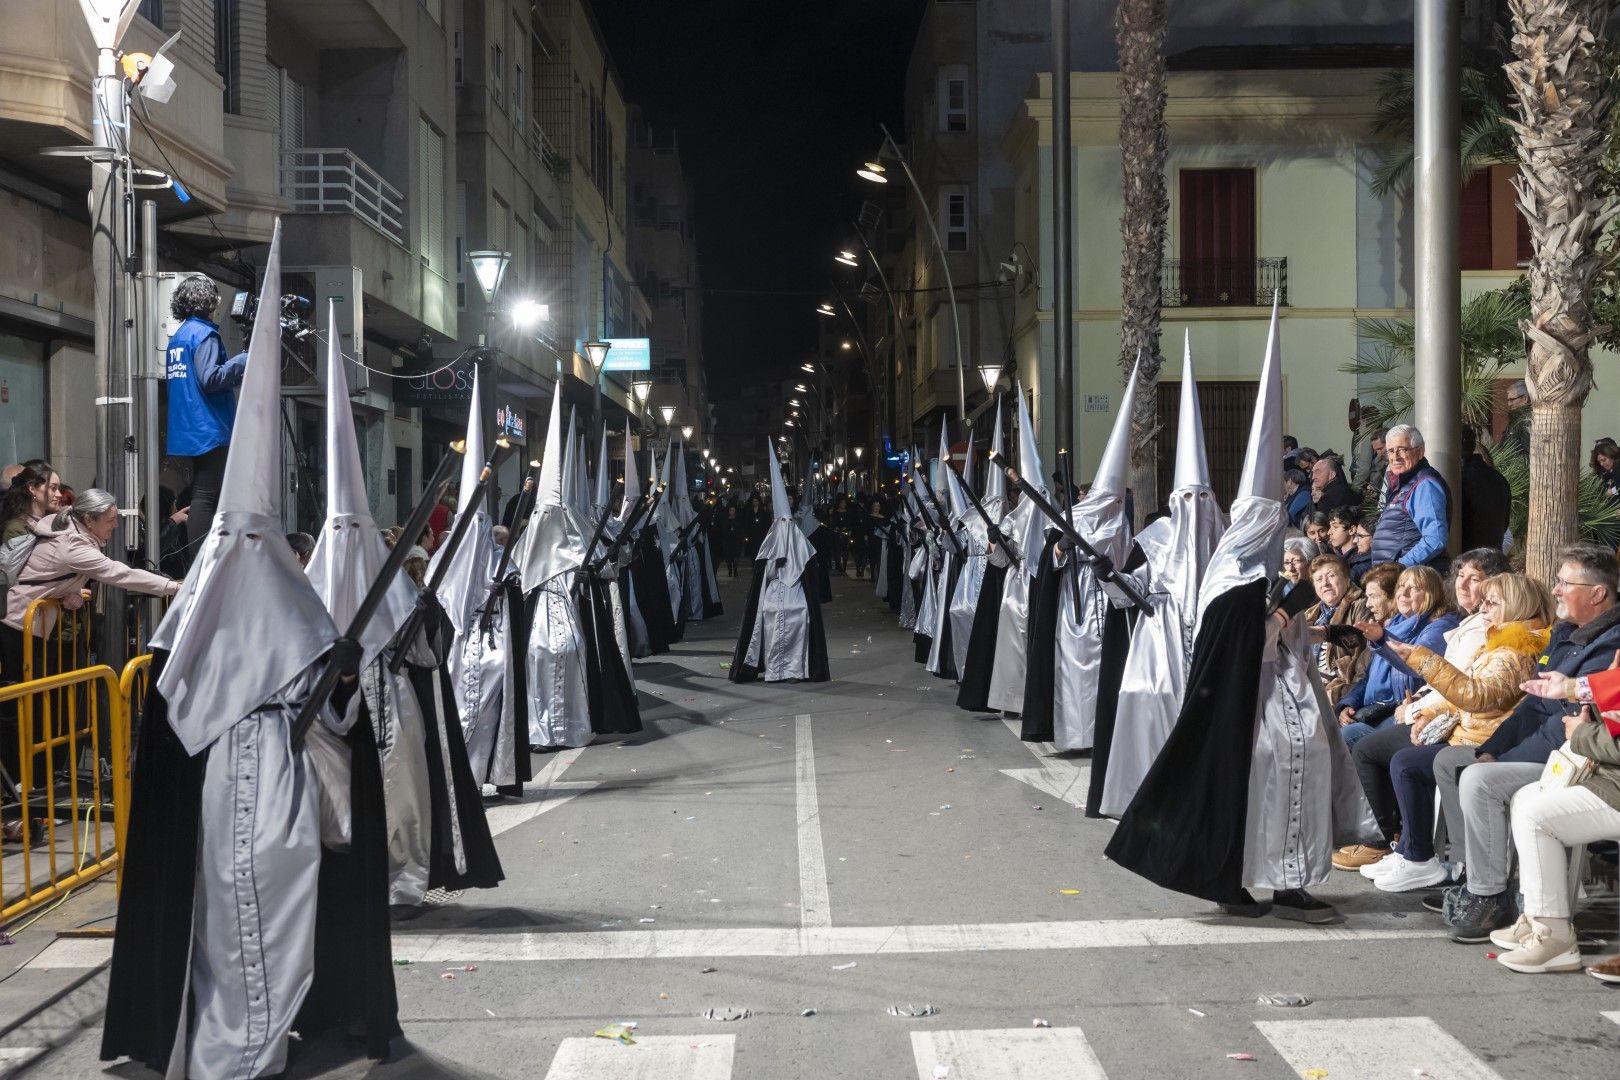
left=801, top=1008, right=817, bottom=1017
left=701, top=1007, right=751, bottom=1021
left=1256, top=992, right=1312, bottom=1008
left=1225, top=1053, right=1256, bottom=1061
left=1032, top=1018, right=1051, bottom=1028
left=831, top=961, right=858, bottom=970
left=887, top=1004, right=939, bottom=1017
left=594, top=1023, right=636, bottom=1044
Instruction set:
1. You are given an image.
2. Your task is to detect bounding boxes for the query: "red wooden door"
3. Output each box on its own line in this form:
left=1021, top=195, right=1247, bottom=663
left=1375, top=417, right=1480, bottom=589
left=1179, top=168, right=1257, bottom=305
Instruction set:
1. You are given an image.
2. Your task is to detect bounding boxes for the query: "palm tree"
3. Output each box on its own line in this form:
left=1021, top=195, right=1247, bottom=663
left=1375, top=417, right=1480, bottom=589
left=1368, top=66, right=1517, bottom=197
left=1504, top=0, right=1617, bottom=582
left=1115, top=0, right=1168, bottom=521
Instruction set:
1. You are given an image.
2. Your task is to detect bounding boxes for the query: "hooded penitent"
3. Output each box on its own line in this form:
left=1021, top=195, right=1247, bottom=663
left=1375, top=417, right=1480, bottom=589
left=430, top=366, right=521, bottom=790
left=1021, top=359, right=1140, bottom=751
left=1095, top=333, right=1227, bottom=818
left=305, top=302, right=432, bottom=905
left=1106, top=299, right=1377, bottom=911
left=730, top=441, right=830, bottom=683
left=956, top=394, right=1012, bottom=712
left=628, top=441, right=677, bottom=654
left=105, top=220, right=396, bottom=1077
left=652, top=442, right=687, bottom=638
left=926, top=419, right=970, bottom=679
left=516, top=386, right=592, bottom=748
left=908, top=455, right=940, bottom=660
left=987, top=385, right=1046, bottom=713
left=571, top=416, right=642, bottom=736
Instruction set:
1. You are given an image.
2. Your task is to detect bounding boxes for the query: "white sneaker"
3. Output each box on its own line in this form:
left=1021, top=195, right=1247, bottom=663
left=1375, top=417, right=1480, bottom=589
left=1360, top=852, right=1407, bottom=880
left=1374, top=856, right=1450, bottom=892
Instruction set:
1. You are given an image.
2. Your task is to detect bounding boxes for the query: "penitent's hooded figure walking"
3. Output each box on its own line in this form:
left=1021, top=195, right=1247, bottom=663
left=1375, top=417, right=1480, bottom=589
left=730, top=441, right=829, bottom=683
left=103, top=221, right=395, bottom=1077
left=1105, top=300, right=1378, bottom=922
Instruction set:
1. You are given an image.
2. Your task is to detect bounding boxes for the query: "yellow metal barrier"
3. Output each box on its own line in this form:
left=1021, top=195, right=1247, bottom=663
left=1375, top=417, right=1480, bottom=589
left=1, top=663, right=125, bottom=924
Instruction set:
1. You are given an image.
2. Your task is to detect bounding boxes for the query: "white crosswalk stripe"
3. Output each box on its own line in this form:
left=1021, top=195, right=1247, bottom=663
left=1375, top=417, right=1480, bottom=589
left=1255, top=1017, right=1507, bottom=1080
left=998, top=718, right=1089, bottom=806
left=1603, top=1010, right=1620, bottom=1027
left=911, top=1028, right=1108, bottom=1080
left=542, top=1034, right=735, bottom=1079
left=483, top=745, right=598, bottom=837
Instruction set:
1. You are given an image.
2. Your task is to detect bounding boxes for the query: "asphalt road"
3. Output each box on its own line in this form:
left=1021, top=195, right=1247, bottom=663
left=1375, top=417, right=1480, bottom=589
left=7, top=570, right=1620, bottom=1079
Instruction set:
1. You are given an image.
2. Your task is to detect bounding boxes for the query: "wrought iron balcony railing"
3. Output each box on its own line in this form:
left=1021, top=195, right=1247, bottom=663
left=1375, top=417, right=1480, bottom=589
left=1161, top=257, right=1288, bottom=307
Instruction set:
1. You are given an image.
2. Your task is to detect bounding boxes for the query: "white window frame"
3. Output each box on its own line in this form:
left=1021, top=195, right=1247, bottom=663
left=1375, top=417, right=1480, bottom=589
left=938, top=65, right=969, bottom=133
left=513, top=60, right=524, bottom=128
left=940, top=185, right=969, bottom=254
left=453, top=30, right=463, bottom=84
left=455, top=182, right=467, bottom=308
left=490, top=43, right=505, bottom=109
left=417, top=117, right=446, bottom=273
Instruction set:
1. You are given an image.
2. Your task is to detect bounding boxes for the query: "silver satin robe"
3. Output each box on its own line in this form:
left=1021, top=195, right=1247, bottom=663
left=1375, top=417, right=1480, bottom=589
left=1242, top=609, right=1379, bottom=891
left=1040, top=493, right=1131, bottom=751
left=358, top=658, right=434, bottom=905
left=945, top=506, right=997, bottom=676
left=913, top=537, right=940, bottom=641
left=526, top=578, right=592, bottom=748
left=1098, top=490, right=1225, bottom=818
left=181, top=666, right=343, bottom=1080
left=746, top=560, right=813, bottom=680
left=456, top=596, right=520, bottom=787
left=925, top=524, right=968, bottom=675
left=986, top=500, right=1037, bottom=714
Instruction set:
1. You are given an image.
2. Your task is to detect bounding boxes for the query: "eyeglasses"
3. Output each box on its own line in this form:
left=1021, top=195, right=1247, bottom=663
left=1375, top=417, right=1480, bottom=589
left=1386, top=445, right=1418, bottom=456
left=1556, top=577, right=1601, bottom=591
left=1480, top=597, right=1503, bottom=610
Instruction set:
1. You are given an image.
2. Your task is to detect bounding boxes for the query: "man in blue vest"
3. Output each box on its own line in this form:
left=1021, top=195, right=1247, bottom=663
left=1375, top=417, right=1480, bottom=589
left=1369, top=423, right=1450, bottom=569
left=165, top=276, right=247, bottom=560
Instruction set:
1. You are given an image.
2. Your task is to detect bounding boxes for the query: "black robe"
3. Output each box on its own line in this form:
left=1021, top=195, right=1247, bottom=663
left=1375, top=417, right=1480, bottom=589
left=407, top=598, right=506, bottom=889
left=575, top=573, right=643, bottom=735
left=930, top=552, right=965, bottom=681
left=295, top=707, right=400, bottom=1058
left=955, top=560, right=1008, bottom=712
left=1019, top=531, right=1063, bottom=741
left=1083, top=545, right=1147, bottom=817
left=629, top=531, right=676, bottom=653
left=1103, top=578, right=1268, bottom=905
left=884, top=526, right=905, bottom=613
left=695, top=530, right=724, bottom=619
left=808, top=525, right=836, bottom=603
left=728, top=554, right=831, bottom=684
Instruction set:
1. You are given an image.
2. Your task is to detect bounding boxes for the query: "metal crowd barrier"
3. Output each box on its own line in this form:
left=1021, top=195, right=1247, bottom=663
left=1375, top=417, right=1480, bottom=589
left=1, top=597, right=150, bottom=926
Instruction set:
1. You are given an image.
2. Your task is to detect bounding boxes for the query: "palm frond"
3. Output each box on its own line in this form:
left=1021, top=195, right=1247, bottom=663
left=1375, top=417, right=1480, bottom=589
left=1491, top=438, right=1620, bottom=553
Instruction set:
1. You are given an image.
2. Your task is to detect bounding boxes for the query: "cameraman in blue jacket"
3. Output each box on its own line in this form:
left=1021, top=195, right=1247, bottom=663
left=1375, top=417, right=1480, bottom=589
left=165, top=276, right=247, bottom=561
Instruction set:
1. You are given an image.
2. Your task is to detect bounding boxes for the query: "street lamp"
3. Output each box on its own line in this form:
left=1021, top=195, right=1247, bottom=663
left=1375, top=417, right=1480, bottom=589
left=858, top=126, right=965, bottom=428
left=854, top=446, right=864, bottom=461
left=701, top=448, right=711, bottom=460
left=468, top=250, right=511, bottom=306
left=835, top=249, right=860, bottom=268
left=682, top=424, right=693, bottom=441
left=815, top=302, right=836, bottom=317
left=978, top=363, right=1001, bottom=395
left=511, top=299, right=549, bottom=329
left=659, top=405, right=676, bottom=428
left=583, top=339, right=611, bottom=443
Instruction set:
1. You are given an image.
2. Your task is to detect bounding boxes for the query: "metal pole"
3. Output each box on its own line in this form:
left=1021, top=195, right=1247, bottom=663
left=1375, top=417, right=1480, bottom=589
left=1051, top=0, right=1074, bottom=463
left=880, top=122, right=966, bottom=431
left=1414, top=0, right=1461, bottom=553
left=140, top=199, right=163, bottom=636
left=90, top=49, right=130, bottom=664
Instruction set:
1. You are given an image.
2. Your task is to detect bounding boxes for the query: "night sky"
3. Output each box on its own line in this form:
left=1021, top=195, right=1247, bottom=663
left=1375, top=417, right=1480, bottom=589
left=593, top=0, right=929, bottom=396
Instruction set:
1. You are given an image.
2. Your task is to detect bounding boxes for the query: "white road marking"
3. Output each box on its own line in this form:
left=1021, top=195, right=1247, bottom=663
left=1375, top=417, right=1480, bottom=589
left=0, top=1048, right=44, bottom=1069
left=23, top=913, right=1431, bottom=969
left=796, top=713, right=832, bottom=928
left=484, top=745, right=599, bottom=837
left=999, top=718, right=1089, bottom=805
left=911, top=1028, right=1107, bottom=1080
left=1603, top=1010, right=1620, bottom=1027
left=543, top=1034, right=735, bottom=1080
left=1255, top=1017, right=1507, bottom=1080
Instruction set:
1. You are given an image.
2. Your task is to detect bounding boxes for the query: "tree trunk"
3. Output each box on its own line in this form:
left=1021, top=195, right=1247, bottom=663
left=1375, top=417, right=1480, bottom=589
left=1504, top=0, right=1615, bottom=582
left=1115, top=0, right=1168, bottom=525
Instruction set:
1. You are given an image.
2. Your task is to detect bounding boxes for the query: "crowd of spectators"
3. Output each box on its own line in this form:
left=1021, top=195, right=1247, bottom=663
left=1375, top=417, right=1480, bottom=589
left=1276, top=418, right=1620, bottom=982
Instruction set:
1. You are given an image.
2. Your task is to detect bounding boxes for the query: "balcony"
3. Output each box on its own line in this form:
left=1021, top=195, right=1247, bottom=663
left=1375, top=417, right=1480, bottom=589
left=1161, top=257, right=1288, bottom=308
left=529, top=120, right=567, bottom=180
left=279, top=148, right=406, bottom=247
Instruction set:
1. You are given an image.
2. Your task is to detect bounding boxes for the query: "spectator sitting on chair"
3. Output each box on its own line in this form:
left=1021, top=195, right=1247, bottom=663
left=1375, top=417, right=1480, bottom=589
left=1437, top=544, right=1620, bottom=946
left=1310, top=454, right=1358, bottom=515
left=164, top=275, right=248, bottom=561
left=1370, top=424, right=1450, bottom=570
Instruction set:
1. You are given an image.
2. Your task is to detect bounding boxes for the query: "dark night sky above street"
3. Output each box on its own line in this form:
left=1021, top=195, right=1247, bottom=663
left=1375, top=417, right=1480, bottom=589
left=593, top=0, right=929, bottom=395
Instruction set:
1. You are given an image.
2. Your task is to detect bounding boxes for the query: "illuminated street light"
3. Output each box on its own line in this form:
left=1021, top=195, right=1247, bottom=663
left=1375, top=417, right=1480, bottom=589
left=835, top=249, right=859, bottom=268
left=659, top=405, right=676, bottom=426
left=978, top=363, right=1001, bottom=394
left=467, top=250, right=511, bottom=304
left=510, top=299, right=549, bottom=328
left=632, top=379, right=653, bottom=405
left=682, top=425, right=694, bottom=440
left=583, top=340, right=612, bottom=372
left=857, top=160, right=888, bottom=184
left=815, top=303, right=836, bottom=317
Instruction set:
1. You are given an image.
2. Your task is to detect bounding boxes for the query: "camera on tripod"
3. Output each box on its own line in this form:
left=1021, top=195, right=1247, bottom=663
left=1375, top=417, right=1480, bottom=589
left=229, top=291, right=315, bottom=340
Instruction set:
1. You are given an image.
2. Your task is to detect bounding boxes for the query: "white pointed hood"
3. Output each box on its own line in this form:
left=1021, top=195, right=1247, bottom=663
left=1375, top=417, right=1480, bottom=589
left=1197, top=296, right=1285, bottom=624
left=1071, top=356, right=1141, bottom=566
left=757, top=439, right=814, bottom=579
left=617, top=417, right=641, bottom=524
left=1172, top=332, right=1213, bottom=494
left=563, top=408, right=590, bottom=523
left=427, top=365, right=497, bottom=634
left=653, top=437, right=682, bottom=542
left=984, top=395, right=1008, bottom=514
left=1011, top=382, right=1051, bottom=579
left=518, top=385, right=587, bottom=590
left=962, top=425, right=978, bottom=498
left=795, top=463, right=820, bottom=538
left=305, top=300, right=415, bottom=668
left=152, top=220, right=339, bottom=753
left=594, top=424, right=611, bottom=519
left=672, top=438, right=696, bottom=527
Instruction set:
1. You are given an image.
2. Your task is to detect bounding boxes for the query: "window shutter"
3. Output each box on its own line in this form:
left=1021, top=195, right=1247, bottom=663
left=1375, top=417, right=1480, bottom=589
left=418, top=117, right=445, bottom=272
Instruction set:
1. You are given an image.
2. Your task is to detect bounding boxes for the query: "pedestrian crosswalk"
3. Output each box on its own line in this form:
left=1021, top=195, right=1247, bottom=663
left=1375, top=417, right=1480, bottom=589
left=525, top=1017, right=1527, bottom=1079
